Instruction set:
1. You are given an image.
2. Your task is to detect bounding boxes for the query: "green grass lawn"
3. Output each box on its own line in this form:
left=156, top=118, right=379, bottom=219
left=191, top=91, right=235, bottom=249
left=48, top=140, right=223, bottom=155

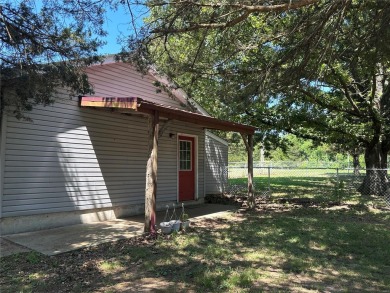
left=1, top=197, right=389, bottom=292
left=229, top=171, right=367, bottom=203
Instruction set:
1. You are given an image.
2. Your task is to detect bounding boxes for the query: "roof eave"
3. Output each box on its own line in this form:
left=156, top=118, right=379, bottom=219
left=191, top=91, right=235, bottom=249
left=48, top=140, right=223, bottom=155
left=79, top=96, right=256, bottom=135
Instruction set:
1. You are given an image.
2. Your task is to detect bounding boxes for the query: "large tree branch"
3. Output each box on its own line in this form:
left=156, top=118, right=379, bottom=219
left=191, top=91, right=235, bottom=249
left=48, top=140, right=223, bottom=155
left=256, top=112, right=369, bottom=145
left=151, top=0, right=320, bottom=12
left=151, top=0, right=320, bottom=34
left=326, top=64, right=361, bottom=115
left=296, top=87, right=364, bottom=118
left=163, top=0, right=320, bottom=11
left=153, top=10, right=251, bottom=33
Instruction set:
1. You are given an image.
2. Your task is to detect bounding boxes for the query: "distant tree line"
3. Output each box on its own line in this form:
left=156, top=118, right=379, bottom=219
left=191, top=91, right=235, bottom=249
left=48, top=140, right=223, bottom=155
left=228, top=134, right=363, bottom=169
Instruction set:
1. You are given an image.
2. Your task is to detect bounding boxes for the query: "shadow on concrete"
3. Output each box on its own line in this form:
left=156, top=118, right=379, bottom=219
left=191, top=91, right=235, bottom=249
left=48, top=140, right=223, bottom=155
left=2, top=204, right=236, bottom=256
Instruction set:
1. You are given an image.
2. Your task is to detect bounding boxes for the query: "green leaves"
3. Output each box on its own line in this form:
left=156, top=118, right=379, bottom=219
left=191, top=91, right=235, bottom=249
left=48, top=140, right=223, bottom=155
left=138, top=0, right=389, bottom=164
left=1, top=0, right=107, bottom=118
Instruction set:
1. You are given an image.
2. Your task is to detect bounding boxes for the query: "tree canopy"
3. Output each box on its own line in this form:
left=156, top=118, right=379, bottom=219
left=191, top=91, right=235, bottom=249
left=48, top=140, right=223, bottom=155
left=0, top=0, right=109, bottom=119
left=1, top=0, right=388, bottom=194
left=132, top=0, right=389, bottom=146
left=124, top=0, right=389, bottom=194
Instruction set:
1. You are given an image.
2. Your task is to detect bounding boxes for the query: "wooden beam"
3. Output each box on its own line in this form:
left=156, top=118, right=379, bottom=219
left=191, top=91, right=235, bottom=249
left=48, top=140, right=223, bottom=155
left=79, top=96, right=138, bottom=109
left=241, top=133, right=249, bottom=152
left=144, top=110, right=159, bottom=233
left=247, top=134, right=255, bottom=208
left=80, top=96, right=257, bottom=134
left=138, top=101, right=256, bottom=134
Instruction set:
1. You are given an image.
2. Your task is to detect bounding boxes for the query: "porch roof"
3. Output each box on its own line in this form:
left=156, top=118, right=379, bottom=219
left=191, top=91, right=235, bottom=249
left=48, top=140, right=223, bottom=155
left=79, top=96, right=257, bottom=134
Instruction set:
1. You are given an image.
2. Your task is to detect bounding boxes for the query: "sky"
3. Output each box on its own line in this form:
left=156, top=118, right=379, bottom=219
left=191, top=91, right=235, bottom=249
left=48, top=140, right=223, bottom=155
left=98, top=4, right=147, bottom=55
left=30, top=0, right=147, bottom=55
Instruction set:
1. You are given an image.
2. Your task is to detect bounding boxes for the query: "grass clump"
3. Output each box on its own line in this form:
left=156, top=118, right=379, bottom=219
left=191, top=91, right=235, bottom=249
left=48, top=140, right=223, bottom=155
left=99, top=260, right=122, bottom=272
left=26, top=251, right=42, bottom=264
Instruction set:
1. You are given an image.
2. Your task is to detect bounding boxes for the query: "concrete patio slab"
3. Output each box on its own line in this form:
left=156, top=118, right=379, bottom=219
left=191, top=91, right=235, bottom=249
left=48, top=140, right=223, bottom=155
left=1, top=204, right=236, bottom=257
left=4, top=218, right=144, bottom=256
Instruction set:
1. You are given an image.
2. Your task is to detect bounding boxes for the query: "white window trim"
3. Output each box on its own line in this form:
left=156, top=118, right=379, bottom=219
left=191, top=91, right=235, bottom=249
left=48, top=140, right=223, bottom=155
left=179, top=140, right=193, bottom=171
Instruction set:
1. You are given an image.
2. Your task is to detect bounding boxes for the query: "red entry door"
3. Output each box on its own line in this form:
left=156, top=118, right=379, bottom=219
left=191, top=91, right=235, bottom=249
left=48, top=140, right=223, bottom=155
left=178, top=136, right=195, bottom=201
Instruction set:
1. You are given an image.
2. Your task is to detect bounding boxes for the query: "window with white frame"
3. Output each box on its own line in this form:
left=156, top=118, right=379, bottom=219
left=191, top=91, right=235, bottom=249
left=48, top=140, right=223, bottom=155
left=179, top=140, right=192, bottom=170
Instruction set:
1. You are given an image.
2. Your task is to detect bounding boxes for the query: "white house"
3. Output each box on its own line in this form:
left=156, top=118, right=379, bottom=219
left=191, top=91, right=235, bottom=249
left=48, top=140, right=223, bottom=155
left=0, top=58, right=256, bottom=234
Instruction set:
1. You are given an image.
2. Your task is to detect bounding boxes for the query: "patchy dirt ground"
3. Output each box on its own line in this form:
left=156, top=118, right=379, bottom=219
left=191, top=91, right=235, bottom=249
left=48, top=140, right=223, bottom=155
left=0, top=218, right=233, bottom=293
left=0, top=238, right=31, bottom=257
left=1, top=197, right=389, bottom=293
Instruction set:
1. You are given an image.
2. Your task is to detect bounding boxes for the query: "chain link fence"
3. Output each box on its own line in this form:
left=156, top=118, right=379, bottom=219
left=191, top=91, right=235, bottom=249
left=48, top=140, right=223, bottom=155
left=227, top=164, right=390, bottom=206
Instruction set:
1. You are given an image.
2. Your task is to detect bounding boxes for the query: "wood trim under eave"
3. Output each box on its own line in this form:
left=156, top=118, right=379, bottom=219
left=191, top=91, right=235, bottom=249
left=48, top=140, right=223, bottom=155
left=79, top=96, right=138, bottom=109
left=137, top=102, right=256, bottom=134
left=80, top=96, right=256, bottom=134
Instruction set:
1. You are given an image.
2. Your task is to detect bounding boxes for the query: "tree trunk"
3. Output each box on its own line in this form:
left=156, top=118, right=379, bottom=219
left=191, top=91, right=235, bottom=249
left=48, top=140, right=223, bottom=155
left=240, top=133, right=255, bottom=209
left=358, top=143, right=389, bottom=196
left=352, top=153, right=361, bottom=175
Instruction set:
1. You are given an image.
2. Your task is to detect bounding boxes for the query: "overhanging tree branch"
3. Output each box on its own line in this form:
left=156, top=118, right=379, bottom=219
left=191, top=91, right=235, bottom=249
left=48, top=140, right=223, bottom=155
left=326, top=64, right=362, bottom=115
left=295, top=87, right=363, bottom=118
left=150, top=0, right=320, bottom=33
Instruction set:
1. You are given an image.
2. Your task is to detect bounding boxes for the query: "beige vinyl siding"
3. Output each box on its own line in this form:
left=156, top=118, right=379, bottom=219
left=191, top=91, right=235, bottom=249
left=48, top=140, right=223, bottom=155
left=2, top=94, right=149, bottom=217
left=86, top=63, right=183, bottom=108
left=1, top=63, right=206, bottom=219
left=2, top=105, right=205, bottom=218
left=205, top=132, right=228, bottom=194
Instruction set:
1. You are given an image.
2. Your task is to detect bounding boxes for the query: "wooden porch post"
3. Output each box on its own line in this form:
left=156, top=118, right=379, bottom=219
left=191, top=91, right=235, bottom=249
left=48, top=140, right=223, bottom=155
left=247, top=134, right=255, bottom=208
left=241, top=133, right=255, bottom=209
left=145, top=110, right=159, bottom=233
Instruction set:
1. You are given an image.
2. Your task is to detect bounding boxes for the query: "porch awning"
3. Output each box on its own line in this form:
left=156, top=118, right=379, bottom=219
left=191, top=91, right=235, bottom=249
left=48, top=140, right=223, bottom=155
left=79, top=96, right=257, bottom=134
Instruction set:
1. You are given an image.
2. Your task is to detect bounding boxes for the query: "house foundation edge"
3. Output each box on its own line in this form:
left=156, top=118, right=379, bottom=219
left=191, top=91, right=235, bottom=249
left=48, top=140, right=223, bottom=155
left=0, top=199, right=204, bottom=235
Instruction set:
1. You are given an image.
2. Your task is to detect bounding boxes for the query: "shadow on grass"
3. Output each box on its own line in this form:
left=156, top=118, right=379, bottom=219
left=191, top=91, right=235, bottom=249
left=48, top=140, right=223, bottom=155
left=229, top=176, right=363, bottom=203
left=1, top=203, right=390, bottom=292
left=140, top=206, right=390, bottom=292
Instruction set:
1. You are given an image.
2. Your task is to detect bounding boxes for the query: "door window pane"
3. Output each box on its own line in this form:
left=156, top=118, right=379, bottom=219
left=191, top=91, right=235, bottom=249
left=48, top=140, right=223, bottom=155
left=179, top=140, right=192, bottom=171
